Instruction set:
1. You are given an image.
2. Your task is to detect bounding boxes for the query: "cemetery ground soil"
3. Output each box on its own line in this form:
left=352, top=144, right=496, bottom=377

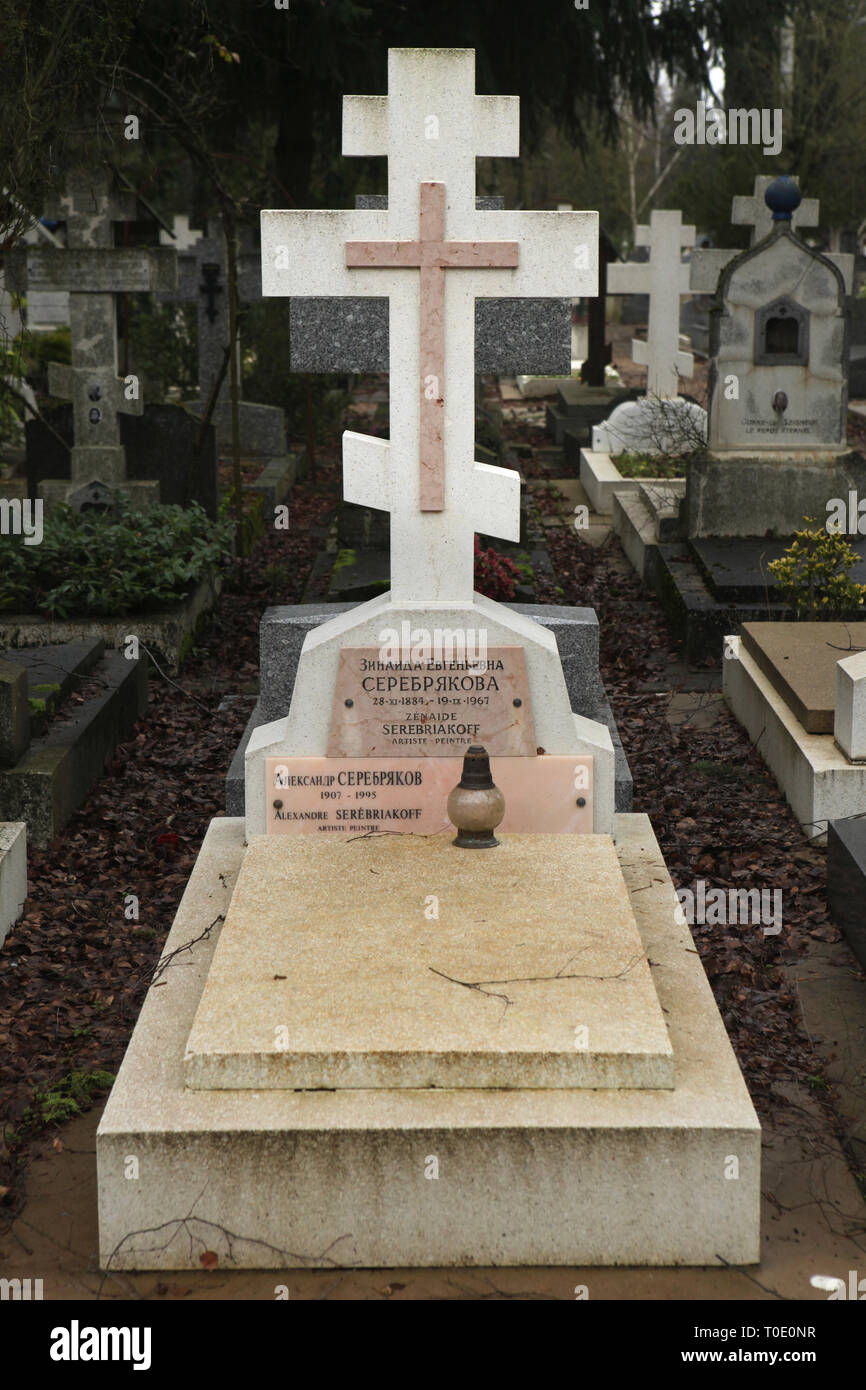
left=1, top=389, right=865, bottom=1300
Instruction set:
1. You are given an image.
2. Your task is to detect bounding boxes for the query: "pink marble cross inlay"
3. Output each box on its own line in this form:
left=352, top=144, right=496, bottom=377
left=345, top=182, right=518, bottom=510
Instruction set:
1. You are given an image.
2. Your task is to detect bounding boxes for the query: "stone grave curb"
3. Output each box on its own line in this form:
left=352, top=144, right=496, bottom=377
left=723, top=641, right=866, bottom=839
left=96, top=812, right=760, bottom=1270
left=579, top=448, right=643, bottom=513
left=246, top=454, right=302, bottom=512
left=611, top=481, right=687, bottom=584
left=612, top=490, right=659, bottom=584
left=651, top=544, right=789, bottom=666
left=827, top=816, right=866, bottom=970
left=0, top=821, right=26, bottom=947
left=0, top=573, right=221, bottom=677
left=0, top=651, right=147, bottom=848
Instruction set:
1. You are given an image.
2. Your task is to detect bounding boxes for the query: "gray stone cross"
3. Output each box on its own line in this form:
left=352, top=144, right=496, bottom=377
left=10, top=172, right=176, bottom=502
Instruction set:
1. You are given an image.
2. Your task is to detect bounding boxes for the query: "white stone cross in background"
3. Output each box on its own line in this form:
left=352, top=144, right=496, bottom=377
left=606, top=210, right=695, bottom=400
left=260, top=47, right=597, bottom=604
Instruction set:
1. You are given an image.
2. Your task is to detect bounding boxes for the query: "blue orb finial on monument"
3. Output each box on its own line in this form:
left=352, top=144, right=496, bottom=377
left=765, top=175, right=803, bottom=223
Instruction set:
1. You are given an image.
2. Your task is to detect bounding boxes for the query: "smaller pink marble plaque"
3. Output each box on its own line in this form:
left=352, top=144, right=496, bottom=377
left=265, top=755, right=593, bottom=835
left=327, top=646, right=536, bottom=757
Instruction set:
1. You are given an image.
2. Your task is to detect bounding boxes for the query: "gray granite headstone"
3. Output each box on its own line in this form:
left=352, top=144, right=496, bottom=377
left=289, top=195, right=572, bottom=375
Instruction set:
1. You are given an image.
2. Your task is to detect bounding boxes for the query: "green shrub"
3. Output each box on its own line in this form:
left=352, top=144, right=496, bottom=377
left=20, top=325, right=71, bottom=397
left=0, top=501, right=232, bottom=617
left=613, top=451, right=689, bottom=479
left=768, top=518, right=866, bottom=619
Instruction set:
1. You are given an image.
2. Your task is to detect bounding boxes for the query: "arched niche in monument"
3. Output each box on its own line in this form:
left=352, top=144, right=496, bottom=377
left=755, top=295, right=810, bottom=366
left=708, top=175, right=848, bottom=453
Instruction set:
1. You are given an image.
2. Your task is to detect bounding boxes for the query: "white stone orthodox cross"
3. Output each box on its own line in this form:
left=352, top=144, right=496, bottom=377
left=606, top=210, right=695, bottom=400
left=260, top=48, right=597, bottom=603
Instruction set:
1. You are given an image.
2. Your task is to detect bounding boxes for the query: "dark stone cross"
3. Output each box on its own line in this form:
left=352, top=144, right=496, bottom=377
left=199, top=262, right=224, bottom=324
left=580, top=228, right=619, bottom=387
left=158, top=218, right=261, bottom=407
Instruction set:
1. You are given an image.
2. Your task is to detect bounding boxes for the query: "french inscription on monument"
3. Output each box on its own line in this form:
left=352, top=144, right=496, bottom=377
left=327, top=645, right=537, bottom=757
left=266, top=755, right=593, bottom=835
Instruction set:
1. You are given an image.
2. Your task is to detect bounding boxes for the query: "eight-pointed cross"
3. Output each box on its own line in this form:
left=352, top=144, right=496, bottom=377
left=346, top=181, right=517, bottom=510
left=260, top=48, right=597, bottom=605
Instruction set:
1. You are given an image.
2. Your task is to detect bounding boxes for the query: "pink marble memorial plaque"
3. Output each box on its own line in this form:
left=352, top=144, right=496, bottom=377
left=327, top=645, right=537, bottom=757
left=266, top=755, right=593, bottom=835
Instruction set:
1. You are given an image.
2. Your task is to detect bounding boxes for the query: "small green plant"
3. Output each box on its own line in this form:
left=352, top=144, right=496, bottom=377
left=767, top=518, right=866, bottom=619
left=24, top=1069, right=115, bottom=1127
left=219, top=487, right=264, bottom=557
left=514, top=551, right=536, bottom=585
left=613, top=451, right=689, bottom=479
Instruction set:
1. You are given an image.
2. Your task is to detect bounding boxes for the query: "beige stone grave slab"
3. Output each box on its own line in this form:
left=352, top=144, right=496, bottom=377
left=741, top=622, right=866, bottom=733
left=97, top=815, right=761, bottom=1269
left=183, top=833, right=673, bottom=1092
